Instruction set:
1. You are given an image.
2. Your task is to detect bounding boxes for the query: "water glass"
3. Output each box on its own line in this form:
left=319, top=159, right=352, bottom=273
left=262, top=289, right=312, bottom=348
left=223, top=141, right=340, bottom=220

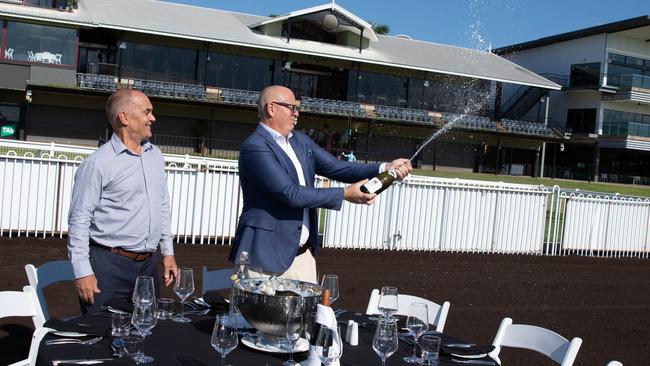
left=211, top=314, right=239, bottom=366
left=419, top=335, right=441, bottom=366
left=173, top=268, right=195, bottom=323
left=372, top=319, right=398, bottom=366
left=111, top=312, right=130, bottom=337
left=377, top=286, right=398, bottom=320
left=132, top=276, right=155, bottom=307
left=404, top=302, right=429, bottom=363
left=155, top=298, right=174, bottom=320
left=121, top=336, right=142, bottom=363
left=320, top=274, right=339, bottom=304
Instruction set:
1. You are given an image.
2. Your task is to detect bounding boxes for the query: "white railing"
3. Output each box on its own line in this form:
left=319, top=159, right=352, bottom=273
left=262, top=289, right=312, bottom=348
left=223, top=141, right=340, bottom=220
left=547, top=187, right=650, bottom=258
left=323, top=177, right=549, bottom=253
left=1, top=139, right=649, bottom=258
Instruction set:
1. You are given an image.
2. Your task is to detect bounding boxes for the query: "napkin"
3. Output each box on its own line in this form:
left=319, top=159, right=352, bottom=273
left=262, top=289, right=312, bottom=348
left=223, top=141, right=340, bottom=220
left=306, top=304, right=341, bottom=366
left=200, top=290, right=229, bottom=313
left=441, top=344, right=495, bottom=357
left=43, top=319, right=109, bottom=337
left=103, top=298, right=133, bottom=314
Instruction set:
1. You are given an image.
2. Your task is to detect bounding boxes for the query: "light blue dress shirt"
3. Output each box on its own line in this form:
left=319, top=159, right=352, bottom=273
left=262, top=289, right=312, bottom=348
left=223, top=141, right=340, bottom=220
left=67, top=133, right=173, bottom=278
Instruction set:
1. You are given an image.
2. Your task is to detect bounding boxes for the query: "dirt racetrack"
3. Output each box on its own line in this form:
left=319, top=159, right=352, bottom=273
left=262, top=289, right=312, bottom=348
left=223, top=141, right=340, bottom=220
left=1, top=236, right=648, bottom=365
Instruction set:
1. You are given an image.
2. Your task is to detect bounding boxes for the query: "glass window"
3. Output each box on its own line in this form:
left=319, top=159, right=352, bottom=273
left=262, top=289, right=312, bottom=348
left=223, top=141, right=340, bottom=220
left=355, top=71, right=408, bottom=107
left=121, top=42, right=198, bottom=83
left=206, top=52, right=273, bottom=91
left=566, top=109, right=596, bottom=134
left=24, top=0, right=67, bottom=9
left=570, top=63, right=600, bottom=87
left=5, top=21, right=76, bottom=65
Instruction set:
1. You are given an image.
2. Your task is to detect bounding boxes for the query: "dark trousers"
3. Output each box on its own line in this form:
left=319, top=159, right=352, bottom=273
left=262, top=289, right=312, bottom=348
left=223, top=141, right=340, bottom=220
left=80, top=245, right=159, bottom=314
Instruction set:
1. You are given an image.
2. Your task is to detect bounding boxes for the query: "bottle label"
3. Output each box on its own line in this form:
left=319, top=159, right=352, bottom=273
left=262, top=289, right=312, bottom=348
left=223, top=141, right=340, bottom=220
left=363, top=177, right=383, bottom=194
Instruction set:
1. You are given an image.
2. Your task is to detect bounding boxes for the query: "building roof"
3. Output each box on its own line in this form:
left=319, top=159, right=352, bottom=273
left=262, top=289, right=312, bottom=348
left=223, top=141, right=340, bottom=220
left=494, top=15, right=650, bottom=54
left=0, top=0, right=561, bottom=90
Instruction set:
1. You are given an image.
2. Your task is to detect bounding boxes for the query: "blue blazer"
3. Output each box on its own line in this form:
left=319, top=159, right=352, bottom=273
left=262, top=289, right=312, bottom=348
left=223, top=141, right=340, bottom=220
left=228, top=124, right=379, bottom=273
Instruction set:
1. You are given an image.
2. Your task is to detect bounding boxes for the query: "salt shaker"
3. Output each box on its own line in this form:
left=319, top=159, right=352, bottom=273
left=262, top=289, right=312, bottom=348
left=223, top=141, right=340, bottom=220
left=349, top=321, right=359, bottom=346
left=345, top=319, right=354, bottom=343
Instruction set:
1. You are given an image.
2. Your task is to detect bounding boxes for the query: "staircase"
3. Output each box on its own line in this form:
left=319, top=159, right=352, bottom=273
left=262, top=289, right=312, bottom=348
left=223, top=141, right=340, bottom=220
left=500, top=73, right=567, bottom=120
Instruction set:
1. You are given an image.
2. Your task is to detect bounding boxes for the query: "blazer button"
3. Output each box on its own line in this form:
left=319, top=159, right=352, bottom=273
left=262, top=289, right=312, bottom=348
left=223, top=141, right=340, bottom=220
left=297, top=226, right=301, bottom=230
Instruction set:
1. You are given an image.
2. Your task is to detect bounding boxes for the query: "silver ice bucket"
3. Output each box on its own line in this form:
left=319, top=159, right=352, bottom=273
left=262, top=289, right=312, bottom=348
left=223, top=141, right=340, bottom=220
left=233, top=278, right=322, bottom=338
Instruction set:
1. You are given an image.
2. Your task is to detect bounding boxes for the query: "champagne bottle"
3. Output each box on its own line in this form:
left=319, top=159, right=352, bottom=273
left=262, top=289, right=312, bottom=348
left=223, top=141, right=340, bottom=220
left=307, top=289, right=332, bottom=366
left=309, top=289, right=331, bottom=348
left=229, top=251, right=249, bottom=315
left=361, top=169, right=397, bottom=194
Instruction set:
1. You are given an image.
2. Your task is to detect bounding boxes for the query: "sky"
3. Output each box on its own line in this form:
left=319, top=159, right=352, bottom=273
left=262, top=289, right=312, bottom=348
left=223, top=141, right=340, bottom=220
left=166, top=0, right=649, bottom=50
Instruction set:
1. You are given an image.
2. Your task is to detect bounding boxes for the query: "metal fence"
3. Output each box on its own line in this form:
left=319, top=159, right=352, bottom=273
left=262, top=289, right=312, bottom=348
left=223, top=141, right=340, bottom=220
left=0, top=139, right=648, bottom=258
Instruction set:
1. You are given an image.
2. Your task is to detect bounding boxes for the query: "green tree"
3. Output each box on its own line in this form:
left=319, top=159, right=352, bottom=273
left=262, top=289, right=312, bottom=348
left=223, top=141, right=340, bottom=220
left=371, top=23, right=390, bottom=35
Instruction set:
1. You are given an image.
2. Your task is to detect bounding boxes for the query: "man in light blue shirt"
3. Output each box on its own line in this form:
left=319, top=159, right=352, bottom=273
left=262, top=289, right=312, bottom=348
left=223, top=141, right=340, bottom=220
left=67, top=89, right=178, bottom=313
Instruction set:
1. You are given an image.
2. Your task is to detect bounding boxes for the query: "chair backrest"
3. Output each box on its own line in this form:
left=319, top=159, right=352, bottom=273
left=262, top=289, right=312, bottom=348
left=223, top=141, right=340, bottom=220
left=25, top=260, right=75, bottom=320
left=0, top=286, right=46, bottom=328
left=7, top=326, right=51, bottom=366
left=201, top=266, right=233, bottom=295
left=489, top=317, right=582, bottom=366
left=605, top=361, right=623, bottom=366
left=365, top=289, right=451, bottom=332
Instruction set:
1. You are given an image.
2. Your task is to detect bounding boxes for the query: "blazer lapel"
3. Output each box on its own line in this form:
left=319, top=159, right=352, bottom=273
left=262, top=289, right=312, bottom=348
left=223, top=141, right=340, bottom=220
left=255, top=125, right=299, bottom=182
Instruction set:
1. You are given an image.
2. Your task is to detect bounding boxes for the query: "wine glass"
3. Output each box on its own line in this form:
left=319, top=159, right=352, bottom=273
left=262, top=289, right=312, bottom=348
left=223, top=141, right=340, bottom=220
left=172, top=268, right=194, bottom=323
left=320, top=274, right=339, bottom=305
left=130, top=303, right=158, bottom=364
left=372, top=319, right=398, bottom=366
left=283, top=299, right=304, bottom=366
left=211, top=314, right=239, bottom=366
left=403, top=302, right=429, bottom=363
left=132, top=276, right=155, bottom=307
left=314, top=326, right=343, bottom=366
left=377, top=286, right=398, bottom=320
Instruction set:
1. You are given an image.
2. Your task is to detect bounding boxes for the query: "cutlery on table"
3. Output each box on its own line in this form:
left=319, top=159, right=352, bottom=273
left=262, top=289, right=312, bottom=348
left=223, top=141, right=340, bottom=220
left=51, top=358, right=114, bottom=365
left=445, top=343, right=477, bottom=348
left=46, top=337, right=103, bottom=346
left=445, top=358, right=495, bottom=365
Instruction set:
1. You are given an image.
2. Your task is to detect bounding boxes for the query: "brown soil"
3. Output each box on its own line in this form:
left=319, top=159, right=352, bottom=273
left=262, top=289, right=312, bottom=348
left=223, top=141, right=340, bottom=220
left=1, top=237, right=648, bottom=365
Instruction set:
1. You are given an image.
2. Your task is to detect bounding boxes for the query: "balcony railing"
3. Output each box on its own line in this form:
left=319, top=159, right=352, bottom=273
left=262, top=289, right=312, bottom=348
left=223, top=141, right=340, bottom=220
left=619, top=74, right=650, bottom=90
left=602, top=121, right=650, bottom=138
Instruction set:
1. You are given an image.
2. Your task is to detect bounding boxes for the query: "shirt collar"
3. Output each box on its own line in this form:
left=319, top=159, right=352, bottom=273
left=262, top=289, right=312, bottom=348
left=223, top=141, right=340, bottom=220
left=109, top=133, right=152, bottom=155
left=259, top=122, right=292, bottom=145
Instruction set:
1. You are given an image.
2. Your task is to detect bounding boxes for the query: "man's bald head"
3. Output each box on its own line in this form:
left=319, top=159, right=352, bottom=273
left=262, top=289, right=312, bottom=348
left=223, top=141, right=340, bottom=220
left=257, top=85, right=293, bottom=120
left=105, top=89, right=145, bottom=130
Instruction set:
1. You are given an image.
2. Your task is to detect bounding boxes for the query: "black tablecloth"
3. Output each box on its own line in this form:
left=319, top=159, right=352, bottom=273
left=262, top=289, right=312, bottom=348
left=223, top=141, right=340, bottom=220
left=37, top=310, right=496, bottom=366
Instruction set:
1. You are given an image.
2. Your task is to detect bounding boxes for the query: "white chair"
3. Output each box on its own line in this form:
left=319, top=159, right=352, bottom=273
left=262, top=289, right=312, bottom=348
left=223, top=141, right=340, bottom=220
left=7, top=326, right=50, bottom=366
left=0, top=286, right=46, bottom=328
left=4, top=47, right=14, bottom=60
left=201, top=266, right=233, bottom=295
left=489, top=317, right=582, bottom=366
left=25, top=260, right=75, bottom=320
left=605, top=361, right=623, bottom=366
left=27, top=50, right=36, bottom=62
left=365, top=289, right=451, bottom=332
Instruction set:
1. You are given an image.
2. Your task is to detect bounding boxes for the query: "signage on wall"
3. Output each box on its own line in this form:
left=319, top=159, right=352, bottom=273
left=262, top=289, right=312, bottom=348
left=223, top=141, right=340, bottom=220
left=1, top=124, right=16, bottom=137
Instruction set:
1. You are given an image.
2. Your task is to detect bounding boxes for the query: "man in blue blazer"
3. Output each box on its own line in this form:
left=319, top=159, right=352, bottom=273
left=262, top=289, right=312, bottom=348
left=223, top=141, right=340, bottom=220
left=229, top=85, right=412, bottom=283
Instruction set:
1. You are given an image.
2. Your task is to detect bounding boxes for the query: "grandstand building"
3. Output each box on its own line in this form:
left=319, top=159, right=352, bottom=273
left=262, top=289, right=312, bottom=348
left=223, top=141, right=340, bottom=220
left=495, top=16, right=650, bottom=183
left=0, top=0, right=562, bottom=176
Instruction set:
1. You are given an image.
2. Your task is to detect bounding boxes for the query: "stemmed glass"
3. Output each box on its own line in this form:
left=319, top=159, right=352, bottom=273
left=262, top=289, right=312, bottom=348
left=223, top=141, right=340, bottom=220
left=172, top=268, right=194, bottom=323
left=211, top=314, right=239, bottom=366
left=320, top=274, right=339, bottom=305
left=132, top=276, right=155, bottom=307
left=372, top=319, right=398, bottom=366
left=283, top=298, right=304, bottom=366
left=377, top=286, right=399, bottom=320
left=131, top=276, right=155, bottom=336
left=403, top=302, right=429, bottom=363
left=130, top=303, right=158, bottom=364
left=314, top=326, right=343, bottom=366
